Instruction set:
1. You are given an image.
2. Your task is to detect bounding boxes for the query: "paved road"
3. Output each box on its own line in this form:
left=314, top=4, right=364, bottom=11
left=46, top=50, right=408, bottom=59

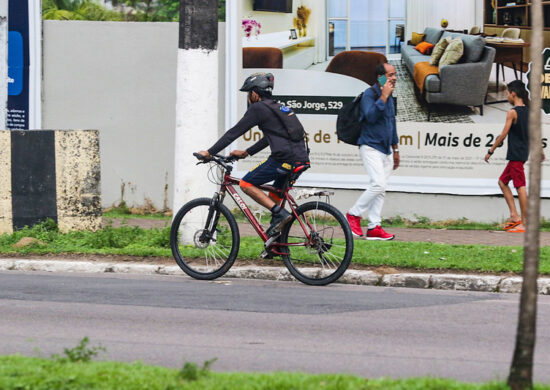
left=1, top=271, right=550, bottom=382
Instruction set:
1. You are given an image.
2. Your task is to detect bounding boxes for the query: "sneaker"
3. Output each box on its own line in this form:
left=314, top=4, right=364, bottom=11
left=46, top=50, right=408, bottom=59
left=266, top=208, right=292, bottom=237
left=346, top=213, right=364, bottom=237
left=366, top=225, right=395, bottom=241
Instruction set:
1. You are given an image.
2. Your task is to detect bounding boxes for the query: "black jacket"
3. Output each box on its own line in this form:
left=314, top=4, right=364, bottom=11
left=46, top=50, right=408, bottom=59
left=207, top=99, right=309, bottom=164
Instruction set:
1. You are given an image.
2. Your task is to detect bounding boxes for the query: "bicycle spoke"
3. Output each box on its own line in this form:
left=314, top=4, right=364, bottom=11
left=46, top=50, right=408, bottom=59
left=171, top=198, right=239, bottom=280
left=280, top=201, right=353, bottom=285
left=210, top=243, right=230, bottom=263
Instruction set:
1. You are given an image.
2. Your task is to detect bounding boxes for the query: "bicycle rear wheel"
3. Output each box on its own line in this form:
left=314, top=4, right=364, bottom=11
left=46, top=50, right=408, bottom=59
left=280, top=201, right=353, bottom=286
left=170, top=197, right=239, bottom=280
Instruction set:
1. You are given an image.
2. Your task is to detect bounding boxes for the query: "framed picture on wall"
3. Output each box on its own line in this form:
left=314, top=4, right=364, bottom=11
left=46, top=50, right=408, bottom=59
left=290, top=29, right=297, bottom=39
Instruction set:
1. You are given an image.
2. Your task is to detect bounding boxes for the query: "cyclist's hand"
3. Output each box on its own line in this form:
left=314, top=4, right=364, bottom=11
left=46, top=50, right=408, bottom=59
left=197, top=150, right=211, bottom=159
left=230, top=150, right=248, bottom=159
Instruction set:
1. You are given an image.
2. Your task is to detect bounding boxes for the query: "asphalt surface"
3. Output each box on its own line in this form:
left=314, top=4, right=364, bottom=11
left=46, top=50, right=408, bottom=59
left=2, top=271, right=550, bottom=382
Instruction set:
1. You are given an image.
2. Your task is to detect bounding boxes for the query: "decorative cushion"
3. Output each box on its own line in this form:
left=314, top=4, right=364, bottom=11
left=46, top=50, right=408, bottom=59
left=410, top=32, right=426, bottom=45
left=439, top=37, right=464, bottom=66
left=459, top=35, right=486, bottom=63
left=415, top=42, right=435, bottom=55
left=423, top=27, right=444, bottom=45
left=429, top=37, right=451, bottom=66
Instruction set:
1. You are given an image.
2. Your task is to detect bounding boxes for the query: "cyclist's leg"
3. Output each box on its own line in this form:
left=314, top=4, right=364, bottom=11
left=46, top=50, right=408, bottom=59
left=239, top=159, right=279, bottom=210
left=271, top=161, right=309, bottom=199
left=270, top=162, right=293, bottom=203
left=240, top=158, right=293, bottom=236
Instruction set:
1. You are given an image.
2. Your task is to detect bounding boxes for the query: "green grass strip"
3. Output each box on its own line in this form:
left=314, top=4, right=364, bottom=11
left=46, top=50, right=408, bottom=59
left=1, top=355, right=549, bottom=390
left=1, top=220, right=549, bottom=275
left=351, top=240, right=550, bottom=274
left=230, top=211, right=550, bottom=231
left=103, top=210, right=171, bottom=220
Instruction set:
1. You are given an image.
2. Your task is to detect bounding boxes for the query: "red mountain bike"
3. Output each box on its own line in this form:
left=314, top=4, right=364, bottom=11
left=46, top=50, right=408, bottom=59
left=170, top=153, right=353, bottom=285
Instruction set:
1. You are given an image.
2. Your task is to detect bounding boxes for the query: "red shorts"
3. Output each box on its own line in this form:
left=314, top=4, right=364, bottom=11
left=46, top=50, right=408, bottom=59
left=499, top=161, right=526, bottom=188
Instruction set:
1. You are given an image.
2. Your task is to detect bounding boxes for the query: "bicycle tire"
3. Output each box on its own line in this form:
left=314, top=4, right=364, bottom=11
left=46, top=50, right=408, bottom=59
left=170, top=197, right=239, bottom=280
left=279, top=201, right=353, bottom=286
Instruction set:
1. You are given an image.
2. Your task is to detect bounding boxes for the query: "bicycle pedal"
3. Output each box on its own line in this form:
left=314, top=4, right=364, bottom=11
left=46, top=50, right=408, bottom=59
left=264, top=234, right=280, bottom=249
left=260, top=250, right=271, bottom=259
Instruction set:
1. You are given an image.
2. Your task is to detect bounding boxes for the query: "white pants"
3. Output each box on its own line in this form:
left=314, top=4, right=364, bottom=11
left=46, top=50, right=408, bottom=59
left=349, top=145, right=394, bottom=229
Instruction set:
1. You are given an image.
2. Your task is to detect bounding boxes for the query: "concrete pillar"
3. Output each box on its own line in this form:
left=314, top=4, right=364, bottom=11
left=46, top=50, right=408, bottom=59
left=173, top=0, right=219, bottom=213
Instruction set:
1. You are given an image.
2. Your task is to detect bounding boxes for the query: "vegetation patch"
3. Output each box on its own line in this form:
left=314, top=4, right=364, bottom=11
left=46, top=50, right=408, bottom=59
left=43, top=0, right=226, bottom=21
left=1, top=354, right=549, bottom=390
left=1, top=220, right=549, bottom=275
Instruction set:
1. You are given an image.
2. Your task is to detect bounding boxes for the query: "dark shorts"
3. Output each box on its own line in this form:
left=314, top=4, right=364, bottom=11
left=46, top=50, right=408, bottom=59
left=500, top=160, right=526, bottom=188
left=240, top=157, right=293, bottom=190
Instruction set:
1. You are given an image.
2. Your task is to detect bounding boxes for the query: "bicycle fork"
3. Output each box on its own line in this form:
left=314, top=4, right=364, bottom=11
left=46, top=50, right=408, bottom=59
left=198, top=192, right=223, bottom=244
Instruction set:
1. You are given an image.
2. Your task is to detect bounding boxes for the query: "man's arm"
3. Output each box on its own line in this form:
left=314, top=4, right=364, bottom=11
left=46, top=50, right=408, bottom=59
left=246, top=137, right=269, bottom=156
left=391, top=105, right=398, bottom=145
left=391, top=98, right=400, bottom=169
left=229, top=137, right=269, bottom=159
left=205, top=107, right=260, bottom=156
left=360, top=90, right=385, bottom=123
left=485, top=109, right=515, bottom=162
left=392, top=144, right=400, bottom=169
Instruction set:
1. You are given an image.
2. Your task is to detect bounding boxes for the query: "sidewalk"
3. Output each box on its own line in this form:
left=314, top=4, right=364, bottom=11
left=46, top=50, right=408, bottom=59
left=1, top=257, right=549, bottom=295
left=0, top=217, right=548, bottom=295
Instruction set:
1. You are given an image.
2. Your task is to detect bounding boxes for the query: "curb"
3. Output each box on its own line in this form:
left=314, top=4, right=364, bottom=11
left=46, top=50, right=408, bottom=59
left=1, top=258, right=549, bottom=295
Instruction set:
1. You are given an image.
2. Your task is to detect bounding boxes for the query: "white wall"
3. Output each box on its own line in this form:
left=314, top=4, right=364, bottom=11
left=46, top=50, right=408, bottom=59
left=242, top=0, right=320, bottom=41
left=302, top=0, right=325, bottom=63
left=329, top=0, right=405, bottom=49
left=406, top=0, right=477, bottom=39
left=42, top=21, right=226, bottom=210
left=243, top=0, right=299, bottom=34
left=242, top=0, right=324, bottom=62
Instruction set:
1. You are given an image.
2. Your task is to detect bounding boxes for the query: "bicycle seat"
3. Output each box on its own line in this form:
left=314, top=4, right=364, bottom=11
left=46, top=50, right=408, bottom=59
left=293, top=164, right=310, bottom=174
left=287, top=162, right=310, bottom=184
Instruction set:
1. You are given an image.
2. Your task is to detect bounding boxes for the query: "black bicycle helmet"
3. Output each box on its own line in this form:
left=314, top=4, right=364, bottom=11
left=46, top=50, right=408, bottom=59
left=239, top=72, right=274, bottom=93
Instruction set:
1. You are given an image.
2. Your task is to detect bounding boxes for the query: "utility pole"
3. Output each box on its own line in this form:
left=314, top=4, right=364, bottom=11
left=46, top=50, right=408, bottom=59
left=0, top=0, right=7, bottom=128
left=173, top=0, right=219, bottom=213
left=508, top=0, right=543, bottom=388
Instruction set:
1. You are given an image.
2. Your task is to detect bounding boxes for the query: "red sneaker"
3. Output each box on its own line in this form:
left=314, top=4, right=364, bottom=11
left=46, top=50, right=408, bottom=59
left=346, top=213, right=364, bottom=237
left=366, top=225, right=395, bottom=241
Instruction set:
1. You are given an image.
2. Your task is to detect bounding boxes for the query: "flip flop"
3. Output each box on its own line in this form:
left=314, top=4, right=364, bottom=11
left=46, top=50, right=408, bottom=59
left=507, top=226, right=525, bottom=233
left=503, top=220, right=521, bottom=231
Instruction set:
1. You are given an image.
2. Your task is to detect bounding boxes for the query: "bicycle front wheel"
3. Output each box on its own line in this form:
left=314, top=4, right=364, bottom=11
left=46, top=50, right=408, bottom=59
left=280, top=201, right=353, bottom=286
left=170, top=197, right=239, bottom=280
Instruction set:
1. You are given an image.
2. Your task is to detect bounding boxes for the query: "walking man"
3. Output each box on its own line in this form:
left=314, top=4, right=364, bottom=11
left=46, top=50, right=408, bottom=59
left=346, top=62, right=399, bottom=240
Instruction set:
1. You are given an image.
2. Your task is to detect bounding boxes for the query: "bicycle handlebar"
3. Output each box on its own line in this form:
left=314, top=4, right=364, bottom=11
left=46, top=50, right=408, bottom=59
left=193, top=153, right=238, bottom=170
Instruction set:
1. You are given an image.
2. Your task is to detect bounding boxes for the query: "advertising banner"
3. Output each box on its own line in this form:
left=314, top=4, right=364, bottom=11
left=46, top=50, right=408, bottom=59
left=228, top=0, right=550, bottom=196
left=7, top=0, right=40, bottom=130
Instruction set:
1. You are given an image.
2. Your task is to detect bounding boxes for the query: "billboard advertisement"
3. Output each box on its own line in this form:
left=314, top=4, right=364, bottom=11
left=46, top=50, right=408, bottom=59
left=226, top=0, right=550, bottom=196
left=7, top=0, right=41, bottom=130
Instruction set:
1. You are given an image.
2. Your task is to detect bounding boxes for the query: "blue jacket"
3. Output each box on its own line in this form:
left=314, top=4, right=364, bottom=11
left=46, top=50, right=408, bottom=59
left=356, top=84, right=398, bottom=155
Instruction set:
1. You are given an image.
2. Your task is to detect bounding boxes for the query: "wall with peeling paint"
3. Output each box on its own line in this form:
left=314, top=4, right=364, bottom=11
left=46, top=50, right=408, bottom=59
left=42, top=21, right=226, bottom=211
left=54, top=130, right=102, bottom=232
left=0, top=131, right=11, bottom=232
left=0, top=130, right=101, bottom=234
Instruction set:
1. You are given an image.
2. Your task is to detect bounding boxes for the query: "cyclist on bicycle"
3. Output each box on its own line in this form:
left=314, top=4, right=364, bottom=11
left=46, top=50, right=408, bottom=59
left=198, top=72, right=310, bottom=237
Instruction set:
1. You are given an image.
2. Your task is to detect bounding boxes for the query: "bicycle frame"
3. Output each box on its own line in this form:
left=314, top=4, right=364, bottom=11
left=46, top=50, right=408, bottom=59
left=215, top=168, right=315, bottom=256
